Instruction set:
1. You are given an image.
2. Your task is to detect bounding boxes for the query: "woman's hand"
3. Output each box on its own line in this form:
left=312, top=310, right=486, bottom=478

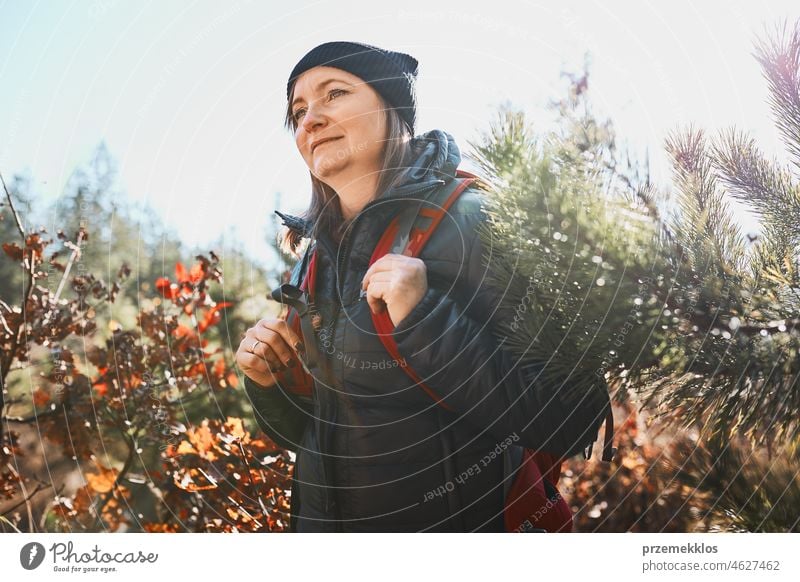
left=236, top=317, right=304, bottom=389
left=361, top=253, right=428, bottom=328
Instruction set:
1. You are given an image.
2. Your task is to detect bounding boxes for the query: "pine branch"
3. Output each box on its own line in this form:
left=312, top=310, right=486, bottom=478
left=754, top=20, right=800, bottom=174
left=712, top=129, right=800, bottom=238
left=666, top=127, right=748, bottom=279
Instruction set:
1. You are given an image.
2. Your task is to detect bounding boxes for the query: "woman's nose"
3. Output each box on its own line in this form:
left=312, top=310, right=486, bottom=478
left=300, top=104, right=326, bottom=133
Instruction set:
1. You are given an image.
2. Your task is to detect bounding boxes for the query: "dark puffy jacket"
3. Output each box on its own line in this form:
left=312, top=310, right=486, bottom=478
left=245, top=130, right=567, bottom=532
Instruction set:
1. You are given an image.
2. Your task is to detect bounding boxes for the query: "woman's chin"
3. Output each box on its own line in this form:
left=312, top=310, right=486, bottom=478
left=312, top=156, right=346, bottom=178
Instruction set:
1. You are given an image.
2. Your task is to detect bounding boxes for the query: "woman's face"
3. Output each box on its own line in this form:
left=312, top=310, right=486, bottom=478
left=290, top=66, right=387, bottom=182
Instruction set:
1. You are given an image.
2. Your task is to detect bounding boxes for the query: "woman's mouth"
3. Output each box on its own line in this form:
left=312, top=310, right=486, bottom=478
left=312, top=137, right=342, bottom=153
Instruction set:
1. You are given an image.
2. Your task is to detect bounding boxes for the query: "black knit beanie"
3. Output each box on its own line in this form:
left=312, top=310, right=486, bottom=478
left=287, top=41, right=419, bottom=134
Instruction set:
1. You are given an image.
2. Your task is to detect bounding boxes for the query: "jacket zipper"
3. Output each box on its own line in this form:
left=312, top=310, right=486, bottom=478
left=311, top=179, right=445, bottom=522
left=327, top=179, right=445, bottom=346
left=335, top=179, right=445, bottom=301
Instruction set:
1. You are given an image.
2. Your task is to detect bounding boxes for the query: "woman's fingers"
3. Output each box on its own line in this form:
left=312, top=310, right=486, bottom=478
left=248, top=334, right=287, bottom=371
left=236, top=334, right=281, bottom=389
left=235, top=311, right=309, bottom=388
left=364, top=279, right=390, bottom=314
left=362, top=253, right=407, bottom=290
left=255, top=317, right=304, bottom=368
left=266, top=317, right=305, bottom=352
left=239, top=350, right=281, bottom=378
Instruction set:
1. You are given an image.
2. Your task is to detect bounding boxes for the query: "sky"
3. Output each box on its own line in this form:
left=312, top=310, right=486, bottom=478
left=1, top=0, right=799, bottom=268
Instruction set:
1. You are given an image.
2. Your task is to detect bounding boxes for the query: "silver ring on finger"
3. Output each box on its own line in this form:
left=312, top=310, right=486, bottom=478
left=249, top=339, right=261, bottom=353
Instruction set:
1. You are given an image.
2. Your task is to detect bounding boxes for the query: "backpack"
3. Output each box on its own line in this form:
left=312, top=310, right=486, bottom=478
left=275, top=169, right=616, bottom=532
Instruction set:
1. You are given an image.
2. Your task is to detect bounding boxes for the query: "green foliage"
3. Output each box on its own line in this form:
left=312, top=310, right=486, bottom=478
left=469, top=23, right=800, bottom=533
left=470, top=42, right=800, bottom=449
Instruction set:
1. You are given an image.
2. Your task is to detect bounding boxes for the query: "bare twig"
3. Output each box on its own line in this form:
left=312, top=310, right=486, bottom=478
left=3, top=463, right=36, bottom=531
left=51, top=231, right=85, bottom=307
left=0, top=480, right=53, bottom=519
left=0, top=170, right=35, bottom=443
left=0, top=171, right=26, bottom=238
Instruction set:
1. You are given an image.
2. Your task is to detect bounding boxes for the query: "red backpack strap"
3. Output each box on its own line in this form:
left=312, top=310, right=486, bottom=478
left=299, top=245, right=318, bottom=300
left=368, top=174, right=477, bottom=411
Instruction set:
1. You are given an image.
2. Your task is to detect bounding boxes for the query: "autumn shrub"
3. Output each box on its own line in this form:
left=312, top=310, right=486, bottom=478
left=0, top=208, right=291, bottom=532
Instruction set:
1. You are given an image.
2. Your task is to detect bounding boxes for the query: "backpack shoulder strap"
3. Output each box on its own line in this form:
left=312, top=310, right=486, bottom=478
left=367, top=173, right=618, bottom=463
left=406, top=171, right=479, bottom=256
left=368, top=172, right=477, bottom=411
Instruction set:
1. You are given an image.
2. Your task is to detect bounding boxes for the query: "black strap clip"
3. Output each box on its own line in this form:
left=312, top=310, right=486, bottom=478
left=270, top=283, right=309, bottom=316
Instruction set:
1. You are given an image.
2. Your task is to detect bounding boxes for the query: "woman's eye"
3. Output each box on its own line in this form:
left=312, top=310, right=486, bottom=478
left=293, top=89, right=347, bottom=122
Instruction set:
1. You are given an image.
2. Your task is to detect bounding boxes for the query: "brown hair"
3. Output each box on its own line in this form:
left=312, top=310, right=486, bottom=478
left=279, top=83, right=417, bottom=256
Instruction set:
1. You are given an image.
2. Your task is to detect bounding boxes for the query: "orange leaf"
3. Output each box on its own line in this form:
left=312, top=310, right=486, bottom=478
left=224, top=417, right=247, bottom=440
left=212, top=358, right=226, bottom=378
left=187, top=362, right=206, bottom=376
left=187, top=421, right=218, bottom=461
left=93, top=382, right=108, bottom=397
left=32, top=387, right=50, bottom=407
left=175, top=324, right=194, bottom=339
left=86, top=461, right=119, bottom=493
left=173, top=468, right=218, bottom=491
left=144, top=523, right=180, bottom=533
left=71, top=487, right=94, bottom=514
left=175, top=441, right=196, bottom=456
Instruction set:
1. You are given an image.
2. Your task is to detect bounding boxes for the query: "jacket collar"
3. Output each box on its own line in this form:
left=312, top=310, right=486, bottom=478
left=274, top=129, right=461, bottom=239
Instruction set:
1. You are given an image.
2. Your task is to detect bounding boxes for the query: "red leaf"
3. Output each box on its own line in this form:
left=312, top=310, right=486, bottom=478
left=2, top=242, right=24, bottom=261
left=32, top=387, right=50, bottom=407
left=189, top=262, right=204, bottom=283
left=198, top=302, right=233, bottom=333
left=175, top=324, right=194, bottom=339
left=155, top=277, right=179, bottom=299
left=212, top=358, right=225, bottom=378
left=175, top=262, right=189, bottom=283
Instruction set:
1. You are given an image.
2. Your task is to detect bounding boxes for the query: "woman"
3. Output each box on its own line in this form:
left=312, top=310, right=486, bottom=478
left=235, top=41, right=591, bottom=532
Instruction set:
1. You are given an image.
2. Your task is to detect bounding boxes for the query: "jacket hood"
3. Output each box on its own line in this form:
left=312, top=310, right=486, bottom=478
left=275, top=129, right=461, bottom=239
left=391, top=128, right=461, bottom=193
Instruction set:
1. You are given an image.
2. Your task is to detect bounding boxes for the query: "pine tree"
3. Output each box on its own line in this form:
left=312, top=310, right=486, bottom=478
left=469, top=25, right=800, bottom=531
